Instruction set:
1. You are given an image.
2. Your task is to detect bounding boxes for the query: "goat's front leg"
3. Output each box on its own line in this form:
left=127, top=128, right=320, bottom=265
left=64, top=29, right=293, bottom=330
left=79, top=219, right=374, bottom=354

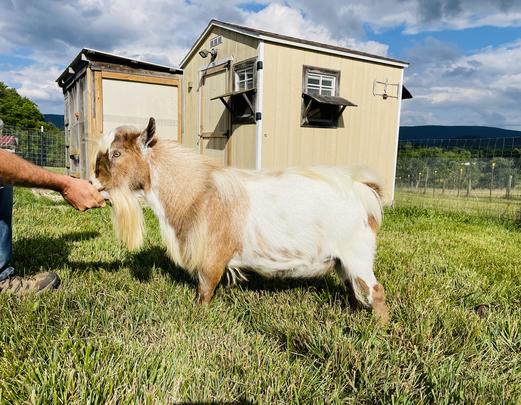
left=196, top=264, right=226, bottom=304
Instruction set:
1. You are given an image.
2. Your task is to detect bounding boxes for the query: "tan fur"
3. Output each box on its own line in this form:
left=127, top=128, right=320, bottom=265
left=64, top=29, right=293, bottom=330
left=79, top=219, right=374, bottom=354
left=292, top=168, right=328, bottom=182
left=355, top=277, right=370, bottom=296
left=362, top=181, right=383, bottom=199
left=354, top=277, right=389, bottom=324
left=372, top=283, right=389, bottom=324
left=148, top=142, right=246, bottom=277
left=368, top=214, right=379, bottom=233
left=266, top=170, right=284, bottom=177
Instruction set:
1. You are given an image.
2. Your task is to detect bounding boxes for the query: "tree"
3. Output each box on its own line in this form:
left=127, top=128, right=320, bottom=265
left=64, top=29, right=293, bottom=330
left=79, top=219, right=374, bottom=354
left=0, top=81, right=56, bottom=130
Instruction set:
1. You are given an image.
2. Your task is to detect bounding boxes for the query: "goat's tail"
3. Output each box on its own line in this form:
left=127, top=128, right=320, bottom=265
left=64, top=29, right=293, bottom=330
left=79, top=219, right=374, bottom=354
left=350, top=167, right=384, bottom=230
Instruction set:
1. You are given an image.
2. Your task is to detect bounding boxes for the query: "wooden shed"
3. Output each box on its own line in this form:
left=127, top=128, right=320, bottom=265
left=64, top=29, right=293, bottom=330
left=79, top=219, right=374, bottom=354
left=57, top=48, right=182, bottom=178
left=181, top=20, right=411, bottom=204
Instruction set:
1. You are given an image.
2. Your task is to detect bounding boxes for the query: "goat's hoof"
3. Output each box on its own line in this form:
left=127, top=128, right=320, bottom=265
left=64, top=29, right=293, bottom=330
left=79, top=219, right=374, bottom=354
left=373, top=303, right=390, bottom=325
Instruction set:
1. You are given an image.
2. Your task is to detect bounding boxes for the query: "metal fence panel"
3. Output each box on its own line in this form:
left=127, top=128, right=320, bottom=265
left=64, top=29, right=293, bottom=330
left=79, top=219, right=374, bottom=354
left=0, top=126, right=66, bottom=168
left=395, top=138, right=521, bottom=220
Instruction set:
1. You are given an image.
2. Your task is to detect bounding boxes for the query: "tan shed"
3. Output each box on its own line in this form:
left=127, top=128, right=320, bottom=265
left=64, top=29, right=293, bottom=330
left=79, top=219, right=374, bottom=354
left=57, top=48, right=182, bottom=178
left=181, top=20, right=412, bottom=204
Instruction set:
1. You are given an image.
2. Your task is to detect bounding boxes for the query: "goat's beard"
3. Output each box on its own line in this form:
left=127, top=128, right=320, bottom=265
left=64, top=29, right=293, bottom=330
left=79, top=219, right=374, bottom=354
left=109, top=187, right=144, bottom=251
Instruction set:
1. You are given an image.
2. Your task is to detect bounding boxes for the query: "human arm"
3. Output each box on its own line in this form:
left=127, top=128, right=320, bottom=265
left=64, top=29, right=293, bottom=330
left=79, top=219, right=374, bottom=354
left=0, top=149, right=105, bottom=211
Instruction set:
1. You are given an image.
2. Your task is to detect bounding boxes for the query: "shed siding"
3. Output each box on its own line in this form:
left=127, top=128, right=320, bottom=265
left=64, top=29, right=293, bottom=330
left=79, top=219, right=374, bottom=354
left=64, top=74, right=88, bottom=178
left=262, top=43, right=403, bottom=203
left=182, top=26, right=258, bottom=168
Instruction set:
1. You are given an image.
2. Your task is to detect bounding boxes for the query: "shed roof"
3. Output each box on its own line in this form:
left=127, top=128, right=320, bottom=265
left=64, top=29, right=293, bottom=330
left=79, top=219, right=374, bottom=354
left=57, top=48, right=182, bottom=87
left=181, top=20, right=409, bottom=68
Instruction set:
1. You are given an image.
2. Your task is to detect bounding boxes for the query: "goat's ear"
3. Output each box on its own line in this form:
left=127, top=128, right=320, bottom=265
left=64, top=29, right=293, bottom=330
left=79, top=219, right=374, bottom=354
left=140, top=117, right=156, bottom=148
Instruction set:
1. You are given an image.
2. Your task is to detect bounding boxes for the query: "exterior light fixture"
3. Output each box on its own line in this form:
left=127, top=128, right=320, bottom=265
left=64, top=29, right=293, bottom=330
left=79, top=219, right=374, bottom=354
left=199, top=48, right=217, bottom=58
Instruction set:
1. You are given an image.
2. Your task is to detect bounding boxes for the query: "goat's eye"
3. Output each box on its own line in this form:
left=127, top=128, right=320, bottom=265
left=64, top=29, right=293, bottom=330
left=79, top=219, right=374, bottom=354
left=111, top=150, right=121, bottom=159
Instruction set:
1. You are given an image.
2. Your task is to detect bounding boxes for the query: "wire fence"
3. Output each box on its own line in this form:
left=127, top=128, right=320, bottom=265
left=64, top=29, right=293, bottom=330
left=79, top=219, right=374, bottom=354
left=0, top=126, right=66, bottom=168
left=395, top=138, right=521, bottom=220
left=1, top=125, right=520, bottom=220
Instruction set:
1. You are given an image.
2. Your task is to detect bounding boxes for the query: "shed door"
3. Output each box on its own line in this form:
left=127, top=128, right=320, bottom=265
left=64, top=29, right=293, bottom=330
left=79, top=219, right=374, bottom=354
left=200, top=68, right=230, bottom=165
left=102, top=78, right=179, bottom=140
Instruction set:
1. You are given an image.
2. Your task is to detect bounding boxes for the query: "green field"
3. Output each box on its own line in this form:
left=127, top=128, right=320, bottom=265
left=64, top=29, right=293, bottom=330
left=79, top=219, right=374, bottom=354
left=1, top=188, right=520, bottom=403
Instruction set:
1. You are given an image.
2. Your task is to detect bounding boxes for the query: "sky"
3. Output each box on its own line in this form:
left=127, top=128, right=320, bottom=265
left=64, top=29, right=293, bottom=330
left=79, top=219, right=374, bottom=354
left=0, top=0, right=520, bottom=129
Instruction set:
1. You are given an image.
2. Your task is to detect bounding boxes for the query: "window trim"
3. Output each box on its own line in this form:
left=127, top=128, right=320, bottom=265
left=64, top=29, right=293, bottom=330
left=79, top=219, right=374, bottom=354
left=301, top=66, right=348, bottom=128
left=209, top=36, right=222, bottom=48
left=302, top=65, right=341, bottom=97
left=234, top=59, right=256, bottom=92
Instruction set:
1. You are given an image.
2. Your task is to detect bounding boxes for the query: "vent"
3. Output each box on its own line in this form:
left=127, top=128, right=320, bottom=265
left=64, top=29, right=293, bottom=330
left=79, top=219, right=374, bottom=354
left=210, top=36, right=222, bottom=48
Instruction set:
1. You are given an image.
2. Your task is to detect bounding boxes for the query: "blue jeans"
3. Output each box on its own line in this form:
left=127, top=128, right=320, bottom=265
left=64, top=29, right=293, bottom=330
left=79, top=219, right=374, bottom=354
left=0, top=185, right=13, bottom=271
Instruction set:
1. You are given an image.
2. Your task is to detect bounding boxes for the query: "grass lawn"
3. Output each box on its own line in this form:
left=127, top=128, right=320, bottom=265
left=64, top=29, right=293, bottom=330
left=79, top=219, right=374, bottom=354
left=1, top=188, right=520, bottom=403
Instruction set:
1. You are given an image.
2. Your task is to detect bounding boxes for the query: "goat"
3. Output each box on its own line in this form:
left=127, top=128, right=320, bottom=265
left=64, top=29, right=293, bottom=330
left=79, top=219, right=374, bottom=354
left=92, top=117, right=389, bottom=323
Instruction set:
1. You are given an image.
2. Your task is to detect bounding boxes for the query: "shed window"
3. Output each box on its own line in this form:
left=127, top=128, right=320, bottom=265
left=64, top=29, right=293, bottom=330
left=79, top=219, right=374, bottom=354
left=306, top=72, right=336, bottom=96
left=302, top=66, right=355, bottom=128
left=235, top=63, right=255, bottom=91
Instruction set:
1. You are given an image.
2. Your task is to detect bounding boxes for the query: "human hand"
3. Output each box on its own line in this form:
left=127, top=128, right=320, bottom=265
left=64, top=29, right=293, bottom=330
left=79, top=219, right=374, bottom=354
left=61, top=177, right=106, bottom=211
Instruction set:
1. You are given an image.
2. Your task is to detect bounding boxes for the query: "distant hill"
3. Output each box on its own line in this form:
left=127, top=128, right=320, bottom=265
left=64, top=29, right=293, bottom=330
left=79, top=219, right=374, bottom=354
left=43, top=114, right=64, bottom=129
left=399, top=125, right=521, bottom=142
left=35, top=120, right=521, bottom=143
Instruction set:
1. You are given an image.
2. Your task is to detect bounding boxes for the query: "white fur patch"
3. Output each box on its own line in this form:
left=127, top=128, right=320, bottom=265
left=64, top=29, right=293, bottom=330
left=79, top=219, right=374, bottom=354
left=98, top=128, right=117, bottom=153
left=227, top=167, right=379, bottom=281
left=145, top=188, right=185, bottom=269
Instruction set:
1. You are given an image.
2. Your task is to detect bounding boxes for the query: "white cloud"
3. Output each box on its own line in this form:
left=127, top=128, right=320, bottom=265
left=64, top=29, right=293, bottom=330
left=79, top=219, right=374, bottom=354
left=243, top=3, right=389, bottom=56
left=0, top=65, right=64, bottom=113
left=402, top=38, right=521, bottom=129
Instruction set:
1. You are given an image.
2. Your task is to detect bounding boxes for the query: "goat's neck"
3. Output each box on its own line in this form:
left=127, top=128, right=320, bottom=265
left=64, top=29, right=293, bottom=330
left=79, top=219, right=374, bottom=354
left=146, top=146, right=212, bottom=235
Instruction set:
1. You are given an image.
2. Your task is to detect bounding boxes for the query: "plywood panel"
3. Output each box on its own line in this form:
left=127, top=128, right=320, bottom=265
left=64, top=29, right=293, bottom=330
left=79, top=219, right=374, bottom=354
left=102, top=78, right=178, bottom=140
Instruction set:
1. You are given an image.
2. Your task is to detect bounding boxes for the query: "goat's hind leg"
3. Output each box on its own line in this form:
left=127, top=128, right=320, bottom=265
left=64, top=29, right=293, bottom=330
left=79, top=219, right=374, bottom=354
left=335, top=240, right=389, bottom=324
left=196, top=263, right=226, bottom=304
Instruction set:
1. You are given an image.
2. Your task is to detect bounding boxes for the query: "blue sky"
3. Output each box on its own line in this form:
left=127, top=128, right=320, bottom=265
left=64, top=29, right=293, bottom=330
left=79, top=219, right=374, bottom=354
left=0, top=0, right=520, bottom=128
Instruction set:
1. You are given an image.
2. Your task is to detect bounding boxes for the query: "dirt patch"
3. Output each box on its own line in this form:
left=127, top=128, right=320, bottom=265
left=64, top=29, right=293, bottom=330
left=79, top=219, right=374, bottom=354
left=31, top=188, right=63, bottom=202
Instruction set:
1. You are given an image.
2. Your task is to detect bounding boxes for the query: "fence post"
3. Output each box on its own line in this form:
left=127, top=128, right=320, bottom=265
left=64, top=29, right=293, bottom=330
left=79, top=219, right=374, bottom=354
left=457, top=168, right=463, bottom=197
left=507, top=175, right=513, bottom=199
left=432, top=170, right=437, bottom=196
left=467, top=177, right=472, bottom=197
left=423, top=168, right=429, bottom=194
left=40, top=127, right=44, bottom=167
left=490, top=162, right=495, bottom=199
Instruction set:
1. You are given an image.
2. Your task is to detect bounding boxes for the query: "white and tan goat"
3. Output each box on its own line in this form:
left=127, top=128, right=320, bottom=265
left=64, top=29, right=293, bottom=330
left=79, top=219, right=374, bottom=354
left=93, top=118, right=389, bottom=323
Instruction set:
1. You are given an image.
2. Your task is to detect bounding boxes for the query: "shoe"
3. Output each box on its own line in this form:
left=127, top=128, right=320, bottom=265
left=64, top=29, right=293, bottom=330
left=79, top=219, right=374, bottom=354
left=0, top=271, right=61, bottom=294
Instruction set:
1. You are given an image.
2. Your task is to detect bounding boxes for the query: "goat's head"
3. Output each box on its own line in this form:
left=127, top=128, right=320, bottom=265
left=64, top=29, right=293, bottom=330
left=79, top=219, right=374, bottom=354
left=92, top=117, right=158, bottom=251
left=93, top=117, right=157, bottom=193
